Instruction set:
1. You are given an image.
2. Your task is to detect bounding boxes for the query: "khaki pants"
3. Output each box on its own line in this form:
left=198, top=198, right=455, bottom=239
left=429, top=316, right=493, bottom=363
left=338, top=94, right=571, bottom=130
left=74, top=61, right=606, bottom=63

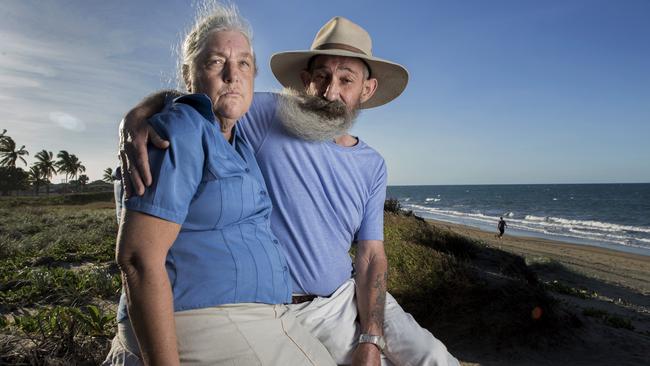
left=103, top=303, right=336, bottom=366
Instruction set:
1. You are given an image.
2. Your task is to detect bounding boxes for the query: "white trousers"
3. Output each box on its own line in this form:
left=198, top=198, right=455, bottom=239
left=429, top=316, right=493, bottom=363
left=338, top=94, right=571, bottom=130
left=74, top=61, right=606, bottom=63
left=288, top=279, right=460, bottom=366
left=103, top=281, right=459, bottom=366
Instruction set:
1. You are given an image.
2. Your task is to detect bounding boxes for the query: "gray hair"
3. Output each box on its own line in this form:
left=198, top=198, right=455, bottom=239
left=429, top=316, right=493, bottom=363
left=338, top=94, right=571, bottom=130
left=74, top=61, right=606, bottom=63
left=179, top=1, right=256, bottom=90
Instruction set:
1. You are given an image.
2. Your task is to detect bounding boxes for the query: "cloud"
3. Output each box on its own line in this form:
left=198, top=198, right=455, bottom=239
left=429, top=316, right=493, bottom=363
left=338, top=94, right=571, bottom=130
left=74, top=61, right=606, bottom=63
left=49, top=111, right=86, bottom=132
left=0, top=1, right=191, bottom=181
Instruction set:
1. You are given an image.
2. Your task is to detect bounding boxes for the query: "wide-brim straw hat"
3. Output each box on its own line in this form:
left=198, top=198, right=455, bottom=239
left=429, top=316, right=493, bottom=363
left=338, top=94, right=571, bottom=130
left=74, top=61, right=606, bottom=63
left=270, top=16, right=409, bottom=109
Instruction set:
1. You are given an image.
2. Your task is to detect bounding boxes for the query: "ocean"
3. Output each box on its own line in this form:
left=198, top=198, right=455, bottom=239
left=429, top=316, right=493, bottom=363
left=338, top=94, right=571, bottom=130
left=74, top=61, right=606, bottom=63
left=387, top=184, right=650, bottom=257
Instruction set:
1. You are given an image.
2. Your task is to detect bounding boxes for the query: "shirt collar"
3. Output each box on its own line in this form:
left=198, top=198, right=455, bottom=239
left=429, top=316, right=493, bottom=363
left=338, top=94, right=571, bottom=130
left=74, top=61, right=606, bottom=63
left=174, top=93, right=217, bottom=123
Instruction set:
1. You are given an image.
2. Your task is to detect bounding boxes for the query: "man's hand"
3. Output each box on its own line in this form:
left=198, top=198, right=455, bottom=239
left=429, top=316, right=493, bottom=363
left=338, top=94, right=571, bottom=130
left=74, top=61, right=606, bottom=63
left=119, top=119, right=168, bottom=197
left=118, top=90, right=181, bottom=197
left=351, top=343, right=381, bottom=366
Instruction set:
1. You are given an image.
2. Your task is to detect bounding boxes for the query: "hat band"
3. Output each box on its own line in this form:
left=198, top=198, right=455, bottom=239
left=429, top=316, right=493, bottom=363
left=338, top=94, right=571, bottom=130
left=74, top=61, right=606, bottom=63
left=314, top=43, right=368, bottom=56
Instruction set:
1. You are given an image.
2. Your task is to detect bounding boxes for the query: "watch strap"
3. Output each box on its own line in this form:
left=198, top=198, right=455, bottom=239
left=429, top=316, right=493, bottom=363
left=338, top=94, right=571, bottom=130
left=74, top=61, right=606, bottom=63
left=358, top=333, right=386, bottom=352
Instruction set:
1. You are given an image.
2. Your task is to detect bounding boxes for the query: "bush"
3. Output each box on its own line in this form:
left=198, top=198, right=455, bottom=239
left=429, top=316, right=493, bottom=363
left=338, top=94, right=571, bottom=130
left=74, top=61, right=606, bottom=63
left=384, top=198, right=401, bottom=213
left=0, top=191, right=113, bottom=208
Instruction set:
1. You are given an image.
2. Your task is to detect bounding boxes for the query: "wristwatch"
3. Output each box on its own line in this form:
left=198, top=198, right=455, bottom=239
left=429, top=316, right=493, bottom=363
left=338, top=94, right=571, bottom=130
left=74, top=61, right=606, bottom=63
left=358, top=333, right=386, bottom=352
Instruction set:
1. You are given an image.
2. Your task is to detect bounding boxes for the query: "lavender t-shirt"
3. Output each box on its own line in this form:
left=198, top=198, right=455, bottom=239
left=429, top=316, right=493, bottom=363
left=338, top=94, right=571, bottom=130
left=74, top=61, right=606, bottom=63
left=239, top=92, right=387, bottom=296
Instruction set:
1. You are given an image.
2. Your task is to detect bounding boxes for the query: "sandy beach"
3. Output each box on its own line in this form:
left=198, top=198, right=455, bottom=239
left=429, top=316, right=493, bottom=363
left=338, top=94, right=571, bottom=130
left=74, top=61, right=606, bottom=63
left=425, top=218, right=650, bottom=366
left=426, top=219, right=650, bottom=295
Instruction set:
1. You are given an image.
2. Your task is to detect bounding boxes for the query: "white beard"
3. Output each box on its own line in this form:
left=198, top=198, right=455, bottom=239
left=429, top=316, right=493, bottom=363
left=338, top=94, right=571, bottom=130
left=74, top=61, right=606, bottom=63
left=276, top=88, right=358, bottom=141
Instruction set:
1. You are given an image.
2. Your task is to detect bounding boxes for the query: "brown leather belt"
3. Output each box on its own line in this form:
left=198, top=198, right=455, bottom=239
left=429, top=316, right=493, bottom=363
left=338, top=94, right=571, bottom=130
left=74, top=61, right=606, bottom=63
left=291, top=295, right=317, bottom=304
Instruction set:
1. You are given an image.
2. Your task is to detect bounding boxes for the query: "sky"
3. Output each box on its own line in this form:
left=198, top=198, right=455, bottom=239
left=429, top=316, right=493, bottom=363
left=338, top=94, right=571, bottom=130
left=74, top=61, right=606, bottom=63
left=2, top=0, right=649, bottom=185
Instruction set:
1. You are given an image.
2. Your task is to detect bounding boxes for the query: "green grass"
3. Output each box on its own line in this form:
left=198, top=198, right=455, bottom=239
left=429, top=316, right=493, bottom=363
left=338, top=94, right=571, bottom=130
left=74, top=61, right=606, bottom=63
left=1, top=197, right=582, bottom=363
left=0, top=202, right=118, bottom=365
left=382, top=212, right=576, bottom=350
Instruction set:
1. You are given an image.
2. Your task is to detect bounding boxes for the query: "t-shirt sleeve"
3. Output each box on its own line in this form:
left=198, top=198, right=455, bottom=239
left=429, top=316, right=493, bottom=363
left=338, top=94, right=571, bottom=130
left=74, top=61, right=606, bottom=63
left=238, top=92, right=279, bottom=153
left=124, top=105, right=205, bottom=224
left=356, top=160, right=388, bottom=241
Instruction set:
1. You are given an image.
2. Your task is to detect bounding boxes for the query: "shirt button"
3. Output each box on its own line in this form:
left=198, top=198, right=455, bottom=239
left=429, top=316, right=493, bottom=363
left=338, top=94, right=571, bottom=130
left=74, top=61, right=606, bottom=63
left=283, top=266, right=288, bottom=271
left=245, top=168, right=250, bottom=172
left=260, top=190, right=266, bottom=195
left=264, top=214, right=269, bottom=219
left=273, top=239, right=279, bottom=245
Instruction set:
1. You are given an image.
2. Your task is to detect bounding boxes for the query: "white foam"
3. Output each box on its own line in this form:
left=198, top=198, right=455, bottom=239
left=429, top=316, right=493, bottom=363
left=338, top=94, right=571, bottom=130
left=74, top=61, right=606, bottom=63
left=402, top=203, right=650, bottom=251
left=523, top=215, right=650, bottom=234
left=425, top=198, right=441, bottom=202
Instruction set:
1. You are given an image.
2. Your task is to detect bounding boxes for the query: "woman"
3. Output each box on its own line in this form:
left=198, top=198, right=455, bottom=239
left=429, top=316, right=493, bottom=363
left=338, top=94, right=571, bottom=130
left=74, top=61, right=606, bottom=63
left=103, top=4, right=335, bottom=366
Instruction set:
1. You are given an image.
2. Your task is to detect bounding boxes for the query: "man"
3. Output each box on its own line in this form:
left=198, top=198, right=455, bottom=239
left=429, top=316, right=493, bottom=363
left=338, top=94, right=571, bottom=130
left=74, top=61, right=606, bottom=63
left=497, top=217, right=508, bottom=238
left=121, top=16, right=458, bottom=366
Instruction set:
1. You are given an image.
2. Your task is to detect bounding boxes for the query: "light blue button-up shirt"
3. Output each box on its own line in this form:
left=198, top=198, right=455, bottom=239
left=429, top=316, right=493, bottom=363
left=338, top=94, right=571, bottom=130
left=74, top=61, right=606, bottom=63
left=116, top=94, right=291, bottom=321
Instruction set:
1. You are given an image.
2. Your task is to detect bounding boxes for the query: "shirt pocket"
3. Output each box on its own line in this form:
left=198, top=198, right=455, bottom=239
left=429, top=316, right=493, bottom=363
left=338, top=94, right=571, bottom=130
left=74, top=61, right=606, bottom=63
left=182, top=166, right=222, bottom=230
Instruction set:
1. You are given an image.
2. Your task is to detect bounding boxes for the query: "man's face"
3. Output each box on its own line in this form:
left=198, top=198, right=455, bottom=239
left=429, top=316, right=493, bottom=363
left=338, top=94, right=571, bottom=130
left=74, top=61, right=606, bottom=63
left=188, top=30, right=255, bottom=122
left=301, top=55, right=377, bottom=113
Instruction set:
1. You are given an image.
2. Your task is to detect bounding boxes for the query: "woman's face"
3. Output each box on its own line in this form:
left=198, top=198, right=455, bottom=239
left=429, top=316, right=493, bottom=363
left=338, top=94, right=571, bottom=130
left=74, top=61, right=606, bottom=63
left=188, top=30, right=255, bottom=123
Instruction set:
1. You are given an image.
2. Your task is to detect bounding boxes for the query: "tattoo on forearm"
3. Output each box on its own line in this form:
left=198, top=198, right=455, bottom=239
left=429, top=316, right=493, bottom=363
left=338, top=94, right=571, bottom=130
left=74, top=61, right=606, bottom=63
left=369, top=272, right=388, bottom=329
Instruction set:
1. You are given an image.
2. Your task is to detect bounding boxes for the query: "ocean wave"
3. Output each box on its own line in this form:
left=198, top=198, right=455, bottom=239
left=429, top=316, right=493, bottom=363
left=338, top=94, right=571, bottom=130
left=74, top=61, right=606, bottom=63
left=523, top=215, right=650, bottom=234
left=425, top=197, right=441, bottom=202
left=402, top=203, right=650, bottom=250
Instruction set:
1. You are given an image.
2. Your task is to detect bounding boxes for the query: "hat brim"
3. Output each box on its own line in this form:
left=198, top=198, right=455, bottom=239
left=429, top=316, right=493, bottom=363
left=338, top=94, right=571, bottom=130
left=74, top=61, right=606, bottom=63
left=270, top=49, right=409, bottom=109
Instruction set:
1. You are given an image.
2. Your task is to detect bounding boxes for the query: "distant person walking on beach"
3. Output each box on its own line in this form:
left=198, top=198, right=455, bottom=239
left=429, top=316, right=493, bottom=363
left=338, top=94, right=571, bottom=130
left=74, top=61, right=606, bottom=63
left=497, top=217, right=508, bottom=238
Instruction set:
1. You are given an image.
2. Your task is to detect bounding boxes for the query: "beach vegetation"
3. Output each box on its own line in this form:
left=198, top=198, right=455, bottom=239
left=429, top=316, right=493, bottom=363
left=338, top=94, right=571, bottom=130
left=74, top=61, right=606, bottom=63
left=33, top=150, right=58, bottom=195
left=103, top=167, right=114, bottom=183
left=582, top=307, right=634, bottom=330
left=0, top=133, right=29, bottom=168
left=381, top=210, right=575, bottom=352
left=0, top=197, right=592, bottom=363
left=0, top=166, right=29, bottom=196
left=544, top=280, right=597, bottom=299
left=383, top=197, right=402, bottom=213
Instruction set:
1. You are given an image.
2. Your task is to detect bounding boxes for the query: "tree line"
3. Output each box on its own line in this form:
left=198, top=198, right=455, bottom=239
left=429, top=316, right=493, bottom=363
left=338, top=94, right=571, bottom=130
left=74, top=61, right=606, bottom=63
left=0, top=129, right=114, bottom=196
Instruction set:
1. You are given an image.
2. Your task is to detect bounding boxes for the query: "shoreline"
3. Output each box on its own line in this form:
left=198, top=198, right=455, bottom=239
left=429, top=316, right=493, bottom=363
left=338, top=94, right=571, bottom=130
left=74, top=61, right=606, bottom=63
left=413, top=213, right=650, bottom=257
left=425, top=218, right=650, bottom=295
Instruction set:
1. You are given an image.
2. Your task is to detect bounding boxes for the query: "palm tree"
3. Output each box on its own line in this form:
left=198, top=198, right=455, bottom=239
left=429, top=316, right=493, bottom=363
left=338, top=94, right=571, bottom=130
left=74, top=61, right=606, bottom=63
left=28, top=166, right=48, bottom=195
left=56, top=150, right=73, bottom=182
left=67, top=155, right=86, bottom=183
left=103, top=167, right=114, bottom=183
left=0, top=136, right=29, bottom=168
left=78, top=174, right=89, bottom=192
left=34, top=150, right=57, bottom=195
left=56, top=151, right=85, bottom=193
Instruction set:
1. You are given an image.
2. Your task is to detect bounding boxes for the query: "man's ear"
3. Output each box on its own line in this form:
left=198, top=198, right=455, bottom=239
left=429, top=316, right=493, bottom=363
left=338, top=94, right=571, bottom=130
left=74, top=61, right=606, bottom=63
left=300, top=70, right=312, bottom=88
left=360, top=78, right=378, bottom=104
left=182, top=64, right=192, bottom=92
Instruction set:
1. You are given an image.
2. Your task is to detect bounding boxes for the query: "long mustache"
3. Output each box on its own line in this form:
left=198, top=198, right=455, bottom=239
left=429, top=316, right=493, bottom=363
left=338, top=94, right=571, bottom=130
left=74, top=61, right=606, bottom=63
left=300, top=97, right=348, bottom=120
left=277, top=88, right=358, bottom=141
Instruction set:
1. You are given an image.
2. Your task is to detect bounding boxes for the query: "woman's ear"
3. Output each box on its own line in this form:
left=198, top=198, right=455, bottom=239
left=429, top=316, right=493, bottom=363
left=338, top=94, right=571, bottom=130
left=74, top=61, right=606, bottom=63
left=182, top=64, right=192, bottom=92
